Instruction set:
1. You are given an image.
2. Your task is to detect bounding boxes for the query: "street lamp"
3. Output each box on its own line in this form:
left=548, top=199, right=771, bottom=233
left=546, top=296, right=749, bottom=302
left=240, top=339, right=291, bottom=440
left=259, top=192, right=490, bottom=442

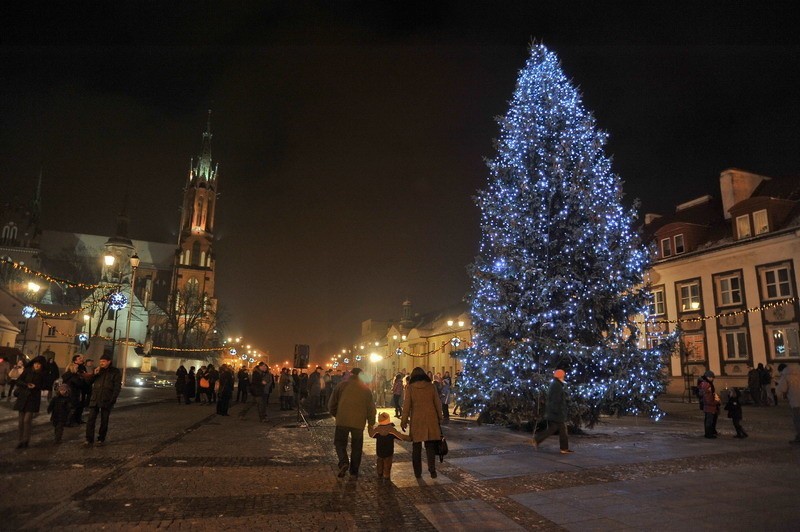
left=120, top=253, right=140, bottom=386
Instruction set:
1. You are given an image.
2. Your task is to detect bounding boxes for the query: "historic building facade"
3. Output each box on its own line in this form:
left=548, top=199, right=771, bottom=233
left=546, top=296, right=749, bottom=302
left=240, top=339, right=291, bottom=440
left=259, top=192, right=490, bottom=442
left=642, top=169, right=800, bottom=395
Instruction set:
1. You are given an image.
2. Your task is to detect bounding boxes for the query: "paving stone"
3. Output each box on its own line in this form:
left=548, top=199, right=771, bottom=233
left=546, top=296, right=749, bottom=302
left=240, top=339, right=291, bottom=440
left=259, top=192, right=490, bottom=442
left=415, top=499, right=526, bottom=531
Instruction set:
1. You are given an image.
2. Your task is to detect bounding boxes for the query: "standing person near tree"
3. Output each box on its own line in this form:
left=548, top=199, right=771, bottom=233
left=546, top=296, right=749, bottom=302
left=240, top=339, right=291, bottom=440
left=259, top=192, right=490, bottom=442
left=401, top=367, right=443, bottom=479
left=196, top=365, right=208, bottom=404
left=205, top=364, right=219, bottom=404
left=328, top=367, right=376, bottom=479
left=279, top=368, right=293, bottom=411
left=13, top=355, right=46, bottom=449
left=533, top=369, right=573, bottom=454
left=698, top=370, right=721, bottom=439
left=747, top=365, right=761, bottom=405
left=84, top=354, right=122, bottom=446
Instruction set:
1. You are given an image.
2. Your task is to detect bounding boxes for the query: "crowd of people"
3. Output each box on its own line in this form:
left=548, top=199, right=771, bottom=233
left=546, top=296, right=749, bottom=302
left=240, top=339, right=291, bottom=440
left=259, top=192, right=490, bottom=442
left=1, top=353, right=122, bottom=448
left=3, top=352, right=799, bottom=461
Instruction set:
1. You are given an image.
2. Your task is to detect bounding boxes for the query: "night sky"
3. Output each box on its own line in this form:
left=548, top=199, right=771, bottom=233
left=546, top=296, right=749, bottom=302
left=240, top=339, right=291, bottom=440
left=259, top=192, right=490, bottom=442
left=2, top=3, right=798, bottom=364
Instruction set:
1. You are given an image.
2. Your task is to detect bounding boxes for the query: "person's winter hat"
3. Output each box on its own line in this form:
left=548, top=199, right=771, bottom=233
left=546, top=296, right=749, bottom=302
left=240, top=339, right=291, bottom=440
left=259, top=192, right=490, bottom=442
left=553, top=369, right=566, bottom=381
left=58, top=384, right=70, bottom=396
left=704, top=370, right=715, bottom=378
left=31, top=355, right=47, bottom=366
left=378, top=412, right=391, bottom=425
left=100, top=354, right=112, bottom=361
left=350, top=367, right=363, bottom=376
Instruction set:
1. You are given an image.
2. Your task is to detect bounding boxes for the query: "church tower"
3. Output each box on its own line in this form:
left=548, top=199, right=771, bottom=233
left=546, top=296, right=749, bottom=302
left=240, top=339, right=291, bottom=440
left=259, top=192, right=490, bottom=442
left=172, top=111, right=218, bottom=314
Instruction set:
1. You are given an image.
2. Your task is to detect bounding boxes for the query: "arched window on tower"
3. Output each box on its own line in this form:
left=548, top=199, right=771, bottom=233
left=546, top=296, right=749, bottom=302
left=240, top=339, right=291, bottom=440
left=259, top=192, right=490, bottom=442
left=183, top=249, right=190, bottom=265
left=200, top=251, right=206, bottom=267
left=196, top=197, right=205, bottom=229
left=191, top=241, right=201, bottom=267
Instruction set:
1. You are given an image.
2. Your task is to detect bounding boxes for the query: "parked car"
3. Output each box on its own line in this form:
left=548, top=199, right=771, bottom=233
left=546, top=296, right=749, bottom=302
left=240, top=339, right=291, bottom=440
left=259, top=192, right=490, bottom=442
left=129, top=374, right=158, bottom=387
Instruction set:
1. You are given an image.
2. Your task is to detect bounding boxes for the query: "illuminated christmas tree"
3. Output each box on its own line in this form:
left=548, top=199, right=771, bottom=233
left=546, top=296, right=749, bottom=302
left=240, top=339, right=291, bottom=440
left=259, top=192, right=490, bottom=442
left=460, top=43, right=675, bottom=427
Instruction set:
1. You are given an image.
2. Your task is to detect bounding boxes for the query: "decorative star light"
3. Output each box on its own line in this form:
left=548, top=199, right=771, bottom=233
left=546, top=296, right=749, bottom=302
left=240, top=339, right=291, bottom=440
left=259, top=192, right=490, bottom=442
left=22, top=305, right=37, bottom=319
left=78, top=332, right=89, bottom=343
left=355, top=355, right=362, bottom=362
left=450, top=337, right=462, bottom=348
left=108, top=292, right=129, bottom=311
left=395, top=348, right=403, bottom=356
left=229, top=348, right=237, bottom=356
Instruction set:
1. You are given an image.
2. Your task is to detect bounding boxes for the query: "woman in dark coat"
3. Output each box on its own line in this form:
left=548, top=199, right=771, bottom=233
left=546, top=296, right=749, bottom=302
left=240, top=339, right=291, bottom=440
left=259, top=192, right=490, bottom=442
left=13, top=355, right=47, bottom=448
left=175, top=365, right=187, bottom=403
left=184, top=367, right=196, bottom=405
left=401, top=367, right=443, bottom=478
left=216, top=364, right=234, bottom=416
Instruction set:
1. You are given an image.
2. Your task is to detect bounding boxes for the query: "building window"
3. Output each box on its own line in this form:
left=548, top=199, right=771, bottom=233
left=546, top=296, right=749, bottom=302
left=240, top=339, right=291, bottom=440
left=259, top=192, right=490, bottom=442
left=674, top=234, right=685, bottom=254
left=678, top=281, right=701, bottom=312
left=716, top=273, right=743, bottom=307
left=661, top=238, right=672, bottom=257
left=761, top=264, right=793, bottom=300
left=47, top=326, right=57, bottom=337
left=736, top=214, right=751, bottom=239
left=753, top=209, right=769, bottom=235
left=721, top=330, right=748, bottom=360
left=768, top=326, right=800, bottom=359
left=648, top=287, right=666, bottom=316
left=107, top=309, right=117, bottom=320
left=682, top=333, right=706, bottom=362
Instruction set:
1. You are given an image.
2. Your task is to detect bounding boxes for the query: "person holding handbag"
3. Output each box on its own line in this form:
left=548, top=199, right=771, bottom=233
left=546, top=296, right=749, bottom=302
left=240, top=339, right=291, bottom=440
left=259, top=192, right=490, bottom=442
left=401, top=367, right=443, bottom=479
left=13, top=355, right=46, bottom=449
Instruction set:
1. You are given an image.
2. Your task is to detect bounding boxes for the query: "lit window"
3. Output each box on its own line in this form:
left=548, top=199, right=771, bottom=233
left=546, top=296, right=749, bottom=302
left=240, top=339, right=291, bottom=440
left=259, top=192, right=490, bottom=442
left=661, top=238, right=672, bottom=257
left=736, top=214, right=751, bottom=239
left=674, top=234, right=685, bottom=254
left=716, top=273, right=743, bottom=306
left=648, top=288, right=666, bottom=316
left=761, top=265, right=793, bottom=300
left=768, top=326, right=799, bottom=359
left=721, top=330, right=748, bottom=360
left=753, top=209, right=769, bottom=235
left=682, top=333, right=706, bottom=362
left=678, top=281, right=701, bottom=312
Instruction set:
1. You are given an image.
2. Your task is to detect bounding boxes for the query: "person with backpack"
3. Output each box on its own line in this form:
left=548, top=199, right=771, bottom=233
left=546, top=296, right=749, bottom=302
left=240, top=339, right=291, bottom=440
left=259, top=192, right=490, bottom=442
left=698, top=370, right=721, bottom=439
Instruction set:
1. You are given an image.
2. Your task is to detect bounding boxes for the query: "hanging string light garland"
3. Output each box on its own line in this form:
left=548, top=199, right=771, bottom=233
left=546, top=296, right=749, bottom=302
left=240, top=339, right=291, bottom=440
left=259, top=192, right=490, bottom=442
left=637, top=297, right=797, bottom=325
left=0, top=257, right=107, bottom=290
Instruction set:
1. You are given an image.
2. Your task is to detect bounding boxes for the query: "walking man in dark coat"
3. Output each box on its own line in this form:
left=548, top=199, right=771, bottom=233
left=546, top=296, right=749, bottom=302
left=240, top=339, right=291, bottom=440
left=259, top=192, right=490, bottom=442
left=236, top=366, right=250, bottom=403
left=328, top=367, right=376, bottom=479
left=251, top=362, right=270, bottom=422
left=533, top=369, right=573, bottom=454
left=84, top=354, right=122, bottom=446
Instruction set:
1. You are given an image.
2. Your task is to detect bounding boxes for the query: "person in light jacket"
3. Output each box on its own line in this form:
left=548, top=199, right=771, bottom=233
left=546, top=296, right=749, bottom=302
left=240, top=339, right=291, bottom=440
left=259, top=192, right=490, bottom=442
left=776, top=363, right=800, bottom=444
left=401, top=367, right=443, bottom=479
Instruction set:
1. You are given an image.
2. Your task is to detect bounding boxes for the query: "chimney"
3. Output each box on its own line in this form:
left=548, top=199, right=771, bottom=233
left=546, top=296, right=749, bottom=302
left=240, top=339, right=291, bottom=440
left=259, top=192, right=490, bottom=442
left=719, top=169, right=769, bottom=220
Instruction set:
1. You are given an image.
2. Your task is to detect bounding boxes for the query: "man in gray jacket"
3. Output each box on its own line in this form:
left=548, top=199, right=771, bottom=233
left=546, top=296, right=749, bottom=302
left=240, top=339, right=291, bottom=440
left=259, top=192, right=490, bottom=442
left=533, top=369, right=573, bottom=454
left=328, top=367, right=376, bottom=479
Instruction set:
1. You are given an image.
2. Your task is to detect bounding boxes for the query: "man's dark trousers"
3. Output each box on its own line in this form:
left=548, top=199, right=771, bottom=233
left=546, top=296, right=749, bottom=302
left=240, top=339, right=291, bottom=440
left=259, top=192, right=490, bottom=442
left=334, top=426, right=364, bottom=475
left=86, top=406, right=111, bottom=443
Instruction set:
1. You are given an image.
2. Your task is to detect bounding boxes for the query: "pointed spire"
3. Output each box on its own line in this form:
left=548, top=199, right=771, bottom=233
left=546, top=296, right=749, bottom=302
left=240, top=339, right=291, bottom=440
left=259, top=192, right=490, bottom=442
left=193, top=110, right=216, bottom=183
left=116, top=194, right=130, bottom=238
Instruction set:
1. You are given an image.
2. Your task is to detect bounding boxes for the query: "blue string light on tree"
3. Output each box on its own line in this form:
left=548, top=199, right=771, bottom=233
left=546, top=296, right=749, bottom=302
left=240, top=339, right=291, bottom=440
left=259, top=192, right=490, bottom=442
left=459, top=43, right=677, bottom=428
left=22, top=305, right=37, bottom=319
left=107, top=292, right=129, bottom=311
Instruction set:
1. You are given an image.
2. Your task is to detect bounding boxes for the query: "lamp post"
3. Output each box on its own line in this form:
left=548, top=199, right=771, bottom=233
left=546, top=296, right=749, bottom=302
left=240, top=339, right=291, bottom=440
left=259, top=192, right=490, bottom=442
left=120, top=253, right=140, bottom=387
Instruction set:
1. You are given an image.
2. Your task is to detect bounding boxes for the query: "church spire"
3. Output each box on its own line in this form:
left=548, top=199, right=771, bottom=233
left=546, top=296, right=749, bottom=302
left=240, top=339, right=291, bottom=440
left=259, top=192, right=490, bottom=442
left=194, top=109, right=216, bottom=183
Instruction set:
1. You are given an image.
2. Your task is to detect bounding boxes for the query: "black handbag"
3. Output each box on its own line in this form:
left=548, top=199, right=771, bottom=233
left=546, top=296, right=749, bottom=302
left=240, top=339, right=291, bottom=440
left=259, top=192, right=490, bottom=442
left=436, top=422, right=448, bottom=462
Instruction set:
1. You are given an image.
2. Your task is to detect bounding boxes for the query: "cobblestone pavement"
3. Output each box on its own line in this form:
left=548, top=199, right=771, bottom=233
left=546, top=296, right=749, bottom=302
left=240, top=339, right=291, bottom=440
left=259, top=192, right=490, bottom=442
left=1, top=390, right=799, bottom=531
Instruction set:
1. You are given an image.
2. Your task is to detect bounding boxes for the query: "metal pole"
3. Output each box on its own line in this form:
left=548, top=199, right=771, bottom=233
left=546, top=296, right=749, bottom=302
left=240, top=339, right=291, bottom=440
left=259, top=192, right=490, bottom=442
left=121, top=264, right=138, bottom=387
left=21, top=317, right=30, bottom=357
left=37, top=319, right=45, bottom=355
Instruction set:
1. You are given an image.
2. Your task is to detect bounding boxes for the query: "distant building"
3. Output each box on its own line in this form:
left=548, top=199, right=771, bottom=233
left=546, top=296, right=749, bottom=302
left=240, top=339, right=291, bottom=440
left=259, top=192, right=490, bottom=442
left=1, top=113, right=225, bottom=373
left=353, top=300, right=472, bottom=380
left=642, top=169, right=800, bottom=395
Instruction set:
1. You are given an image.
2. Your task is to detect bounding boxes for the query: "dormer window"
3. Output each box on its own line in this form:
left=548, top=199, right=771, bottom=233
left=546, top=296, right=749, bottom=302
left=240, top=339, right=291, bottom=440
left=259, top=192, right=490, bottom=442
left=660, top=238, right=672, bottom=257
left=674, top=234, right=685, bottom=254
left=753, top=209, right=769, bottom=235
left=736, top=214, right=751, bottom=239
